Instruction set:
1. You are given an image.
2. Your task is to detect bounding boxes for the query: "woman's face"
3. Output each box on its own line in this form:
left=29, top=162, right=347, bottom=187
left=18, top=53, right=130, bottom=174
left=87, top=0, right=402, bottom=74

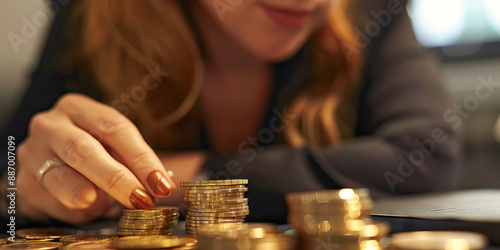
left=199, top=0, right=332, bottom=62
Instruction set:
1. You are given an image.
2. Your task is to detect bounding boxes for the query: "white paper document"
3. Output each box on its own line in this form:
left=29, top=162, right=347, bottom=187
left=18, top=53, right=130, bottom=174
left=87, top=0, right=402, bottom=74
left=372, top=189, right=500, bottom=222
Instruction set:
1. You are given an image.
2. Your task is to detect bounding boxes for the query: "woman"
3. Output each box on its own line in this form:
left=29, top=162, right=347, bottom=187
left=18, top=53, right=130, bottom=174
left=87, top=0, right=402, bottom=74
left=0, top=0, right=462, bottom=225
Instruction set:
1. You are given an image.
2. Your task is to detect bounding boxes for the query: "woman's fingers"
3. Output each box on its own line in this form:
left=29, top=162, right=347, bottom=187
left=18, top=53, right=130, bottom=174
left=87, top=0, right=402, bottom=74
left=17, top=168, right=94, bottom=224
left=18, top=129, right=119, bottom=220
left=29, top=110, right=155, bottom=210
left=42, top=164, right=98, bottom=209
left=55, top=94, right=176, bottom=198
left=48, top=122, right=154, bottom=209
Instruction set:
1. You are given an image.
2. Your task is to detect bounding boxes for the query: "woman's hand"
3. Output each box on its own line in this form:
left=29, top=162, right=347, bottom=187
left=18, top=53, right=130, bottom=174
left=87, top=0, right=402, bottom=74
left=16, top=93, right=176, bottom=224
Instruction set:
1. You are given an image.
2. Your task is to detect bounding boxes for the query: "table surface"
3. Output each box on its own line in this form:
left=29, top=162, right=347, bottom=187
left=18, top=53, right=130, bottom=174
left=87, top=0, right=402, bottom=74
left=2, top=219, right=499, bottom=249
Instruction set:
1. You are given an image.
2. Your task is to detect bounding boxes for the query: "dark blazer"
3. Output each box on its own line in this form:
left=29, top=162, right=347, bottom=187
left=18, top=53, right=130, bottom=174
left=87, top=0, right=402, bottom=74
left=0, top=0, right=462, bottom=224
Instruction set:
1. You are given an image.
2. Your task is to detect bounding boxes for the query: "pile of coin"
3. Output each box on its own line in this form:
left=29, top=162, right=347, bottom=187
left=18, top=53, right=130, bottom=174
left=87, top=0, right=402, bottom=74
left=180, top=179, right=249, bottom=237
left=117, top=207, right=179, bottom=236
left=286, top=188, right=389, bottom=250
left=196, top=223, right=296, bottom=250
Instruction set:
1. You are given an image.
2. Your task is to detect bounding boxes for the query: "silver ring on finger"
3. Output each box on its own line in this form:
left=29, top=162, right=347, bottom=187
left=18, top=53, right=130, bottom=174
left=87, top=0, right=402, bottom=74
left=36, top=157, right=66, bottom=191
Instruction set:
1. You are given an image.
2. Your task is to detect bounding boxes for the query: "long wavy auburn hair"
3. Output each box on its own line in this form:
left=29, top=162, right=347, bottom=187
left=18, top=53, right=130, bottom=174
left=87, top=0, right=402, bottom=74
left=69, top=0, right=363, bottom=150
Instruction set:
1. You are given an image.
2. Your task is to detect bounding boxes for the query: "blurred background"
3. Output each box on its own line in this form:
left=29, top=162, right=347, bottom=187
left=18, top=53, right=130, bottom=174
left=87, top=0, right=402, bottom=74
left=1, top=0, right=499, bottom=189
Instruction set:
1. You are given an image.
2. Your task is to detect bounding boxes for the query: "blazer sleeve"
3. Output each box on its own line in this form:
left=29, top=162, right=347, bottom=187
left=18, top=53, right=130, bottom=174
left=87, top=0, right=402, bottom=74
left=0, top=2, right=76, bottom=173
left=0, top=0, right=102, bottom=189
left=201, top=5, right=463, bottom=222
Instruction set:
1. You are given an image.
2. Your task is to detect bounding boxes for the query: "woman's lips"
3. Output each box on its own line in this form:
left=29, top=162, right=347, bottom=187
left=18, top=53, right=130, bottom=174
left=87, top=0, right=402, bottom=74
left=260, top=3, right=312, bottom=29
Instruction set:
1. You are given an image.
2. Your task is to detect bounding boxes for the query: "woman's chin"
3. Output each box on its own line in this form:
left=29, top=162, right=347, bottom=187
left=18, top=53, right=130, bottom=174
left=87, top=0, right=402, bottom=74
left=253, top=48, right=301, bottom=63
left=245, top=37, right=307, bottom=63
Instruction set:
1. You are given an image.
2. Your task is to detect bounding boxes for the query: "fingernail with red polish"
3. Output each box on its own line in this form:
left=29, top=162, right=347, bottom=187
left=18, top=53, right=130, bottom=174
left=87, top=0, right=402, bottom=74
left=147, top=171, right=172, bottom=197
left=129, top=189, right=154, bottom=209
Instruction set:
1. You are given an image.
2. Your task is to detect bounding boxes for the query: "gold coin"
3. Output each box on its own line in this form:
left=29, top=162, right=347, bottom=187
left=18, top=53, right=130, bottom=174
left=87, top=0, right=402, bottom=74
left=185, top=223, right=241, bottom=229
left=180, top=179, right=248, bottom=187
left=185, top=187, right=248, bottom=194
left=197, top=223, right=277, bottom=237
left=286, top=189, right=372, bottom=209
left=391, top=231, right=488, bottom=250
left=118, top=224, right=176, bottom=230
left=184, top=196, right=245, bottom=201
left=171, top=241, right=197, bottom=250
left=5, top=238, right=28, bottom=244
left=195, top=223, right=297, bottom=250
left=122, top=207, right=178, bottom=215
left=0, top=239, right=5, bottom=245
left=123, top=206, right=178, bottom=212
left=187, top=198, right=248, bottom=205
left=289, top=218, right=370, bottom=236
left=117, top=223, right=176, bottom=230
left=185, top=221, right=245, bottom=226
left=119, top=216, right=179, bottom=221
left=118, top=222, right=177, bottom=228
left=187, top=209, right=250, bottom=217
left=184, top=195, right=245, bottom=202
left=188, top=210, right=249, bottom=217
left=109, top=235, right=196, bottom=249
left=65, top=239, right=114, bottom=249
left=119, top=216, right=179, bottom=223
left=118, top=217, right=178, bottom=224
left=187, top=214, right=247, bottom=219
left=119, top=215, right=178, bottom=222
left=116, top=231, right=173, bottom=237
left=183, top=192, right=245, bottom=198
left=187, top=219, right=245, bottom=224
left=186, top=216, right=247, bottom=222
left=16, top=228, right=71, bottom=240
left=120, top=213, right=178, bottom=218
left=189, top=202, right=248, bottom=209
left=60, top=234, right=118, bottom=245
left=186, top=219, right=245, bottom=226
left=299, top=235, right=361, bottom=250
left=185, top=192, right=245, bottom=197
left=2, top=242, right=62, bottom=249
left=117, top=227, right=173, bottom=232
left=360, top=220, right=390, bottom=239
left=117, top=228, right=172, bottom=236
left=186, top=223, right=245, bottom=231
left=185, top=185, right=247, bottom=190
left=188, top=206, right=249, bottom=213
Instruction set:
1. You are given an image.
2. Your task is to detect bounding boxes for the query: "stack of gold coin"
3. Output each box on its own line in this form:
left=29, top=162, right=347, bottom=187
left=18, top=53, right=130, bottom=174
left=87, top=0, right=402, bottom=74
left=180, top=179, right=249, bottom=237
left=286, top=188, right=388, bottom=249
left=196, top=223, right=296, bottom=250
left=117, top=207, right=179, bottom=236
